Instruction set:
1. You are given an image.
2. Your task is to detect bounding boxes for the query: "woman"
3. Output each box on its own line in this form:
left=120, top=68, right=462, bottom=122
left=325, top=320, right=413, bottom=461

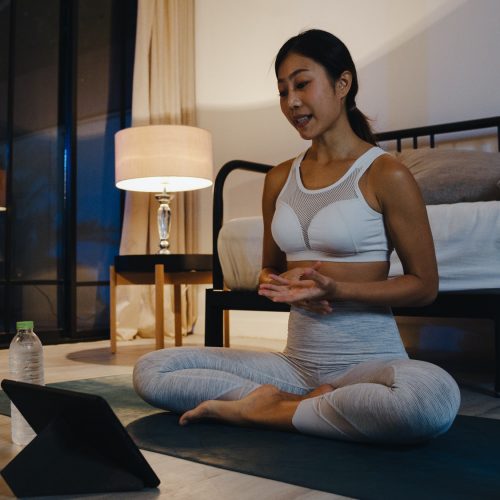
left=133, top=29, right=460, bottom=444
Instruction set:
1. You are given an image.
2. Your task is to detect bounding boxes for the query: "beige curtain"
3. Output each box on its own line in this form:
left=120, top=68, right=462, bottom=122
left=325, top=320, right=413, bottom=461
left=117, top=0, right=199, bottom=340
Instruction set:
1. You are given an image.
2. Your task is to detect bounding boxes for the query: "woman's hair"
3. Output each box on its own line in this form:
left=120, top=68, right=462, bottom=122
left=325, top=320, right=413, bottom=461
left=275, top=29, right=376, bottom=145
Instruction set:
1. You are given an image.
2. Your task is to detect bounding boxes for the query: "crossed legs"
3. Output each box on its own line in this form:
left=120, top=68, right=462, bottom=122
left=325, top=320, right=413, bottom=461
left=178, top=358, right=461, bottom=444
left=134, top=348, right=460, bottom=444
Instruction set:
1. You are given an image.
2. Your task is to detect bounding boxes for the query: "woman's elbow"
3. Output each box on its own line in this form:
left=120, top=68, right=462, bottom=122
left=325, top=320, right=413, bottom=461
left=414, top=278, right=438, bottom=306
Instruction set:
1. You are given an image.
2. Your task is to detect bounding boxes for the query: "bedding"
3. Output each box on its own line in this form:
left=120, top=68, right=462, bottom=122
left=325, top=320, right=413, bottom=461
left=395, top=149, right=500, bottom=204
left=218, top=201, right=500, bottom=292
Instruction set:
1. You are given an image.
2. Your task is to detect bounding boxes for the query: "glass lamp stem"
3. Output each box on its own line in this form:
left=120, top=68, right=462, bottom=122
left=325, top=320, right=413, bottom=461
left=155, top=191, right=173, bottom=254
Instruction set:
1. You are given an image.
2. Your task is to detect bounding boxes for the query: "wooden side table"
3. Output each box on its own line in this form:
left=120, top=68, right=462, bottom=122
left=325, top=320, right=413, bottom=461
left=109, top=254, right=212, bottom=353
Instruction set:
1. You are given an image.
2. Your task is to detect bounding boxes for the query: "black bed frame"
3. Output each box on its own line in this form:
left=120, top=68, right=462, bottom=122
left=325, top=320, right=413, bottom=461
left=204, top=116, right=500, bottom=396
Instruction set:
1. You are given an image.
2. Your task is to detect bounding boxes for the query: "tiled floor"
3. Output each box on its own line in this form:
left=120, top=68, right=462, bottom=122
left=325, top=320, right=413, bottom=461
left=0, top=331, right=498, bottom=500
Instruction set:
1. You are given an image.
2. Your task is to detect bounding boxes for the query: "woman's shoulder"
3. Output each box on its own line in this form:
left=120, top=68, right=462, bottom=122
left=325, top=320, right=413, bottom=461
left=369, top=150, right=423, bottom=203
left=370, top=150, right=414, bottom=185
left=265, top=157, right=294, bottom=186
left=262, top=157, right=296, bottom=202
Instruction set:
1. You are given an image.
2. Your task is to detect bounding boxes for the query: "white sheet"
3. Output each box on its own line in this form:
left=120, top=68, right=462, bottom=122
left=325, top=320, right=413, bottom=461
left=218, top=201, right=500, bottom=292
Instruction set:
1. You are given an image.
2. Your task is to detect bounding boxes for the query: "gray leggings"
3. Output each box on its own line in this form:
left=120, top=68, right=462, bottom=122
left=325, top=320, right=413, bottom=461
left=133, top=304, right=461, bottom=444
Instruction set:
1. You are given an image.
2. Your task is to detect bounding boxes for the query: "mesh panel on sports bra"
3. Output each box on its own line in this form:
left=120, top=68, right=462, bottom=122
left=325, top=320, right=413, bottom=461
left=280, top=168, right=359, bottom=249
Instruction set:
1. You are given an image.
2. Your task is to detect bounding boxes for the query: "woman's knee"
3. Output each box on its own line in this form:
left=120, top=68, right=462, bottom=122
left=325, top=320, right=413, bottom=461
left=294, top=359, right=460, bottom=444
left=132, top=347, right=195, bottom=403
left=346, top=359, right=460, bottom=443
left=389, top=359, right=461, bottom=441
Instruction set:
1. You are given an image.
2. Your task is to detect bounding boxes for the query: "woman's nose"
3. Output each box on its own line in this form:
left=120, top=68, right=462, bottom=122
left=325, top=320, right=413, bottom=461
left=288, top=93, right=301, bottom=108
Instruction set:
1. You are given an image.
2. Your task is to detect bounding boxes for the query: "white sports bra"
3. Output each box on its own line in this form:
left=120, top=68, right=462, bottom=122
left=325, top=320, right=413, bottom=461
left=271, top=147, right=392, bottom=263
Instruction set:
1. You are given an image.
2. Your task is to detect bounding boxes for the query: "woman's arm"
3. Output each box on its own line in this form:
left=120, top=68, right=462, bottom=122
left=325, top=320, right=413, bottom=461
left=258, top=162, right=290, bottom=284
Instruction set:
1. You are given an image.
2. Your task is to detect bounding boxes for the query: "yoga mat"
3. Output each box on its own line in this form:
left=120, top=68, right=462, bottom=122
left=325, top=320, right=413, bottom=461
left=2, top=375, right=499, bottom=499
left=127, top=413, right=500, bottom=499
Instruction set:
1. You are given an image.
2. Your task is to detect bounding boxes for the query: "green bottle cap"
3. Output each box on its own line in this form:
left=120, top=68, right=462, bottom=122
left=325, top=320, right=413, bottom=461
left=16, top=321, right=34, bottom=330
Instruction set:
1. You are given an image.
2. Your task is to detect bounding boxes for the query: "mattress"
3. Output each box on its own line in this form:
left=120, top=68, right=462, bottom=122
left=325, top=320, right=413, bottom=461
left=218, top=201, right=500, bottom=292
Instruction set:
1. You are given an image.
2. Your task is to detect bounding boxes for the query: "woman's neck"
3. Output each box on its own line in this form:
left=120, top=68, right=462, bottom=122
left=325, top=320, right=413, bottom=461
left=310, top=131, right=368, bottom=164
left=307, top=112, right=369, bottom=163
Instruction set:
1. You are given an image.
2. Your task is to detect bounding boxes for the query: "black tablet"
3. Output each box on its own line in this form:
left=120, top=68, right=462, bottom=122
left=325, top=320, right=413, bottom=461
left=1, top=378, right=160, bottom=497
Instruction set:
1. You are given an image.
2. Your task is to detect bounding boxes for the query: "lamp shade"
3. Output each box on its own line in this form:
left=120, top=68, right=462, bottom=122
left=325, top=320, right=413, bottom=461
left=0, top=169, right=6, bottom=211
left=115, top=125, right=213, bottom=193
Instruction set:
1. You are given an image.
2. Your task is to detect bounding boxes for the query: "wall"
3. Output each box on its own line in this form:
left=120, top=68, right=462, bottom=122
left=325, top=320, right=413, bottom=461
left=195, top=0, right=500, bottom=240
left=193, top=0, right=500, bottom=366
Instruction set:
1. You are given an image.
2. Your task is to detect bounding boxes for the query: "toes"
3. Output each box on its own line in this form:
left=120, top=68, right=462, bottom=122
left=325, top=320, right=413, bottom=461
left=179, top=403, right=209, bottom=425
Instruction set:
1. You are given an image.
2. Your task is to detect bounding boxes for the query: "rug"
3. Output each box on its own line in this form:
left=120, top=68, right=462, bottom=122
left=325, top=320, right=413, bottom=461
left=2, top=375, right=499, bottom=499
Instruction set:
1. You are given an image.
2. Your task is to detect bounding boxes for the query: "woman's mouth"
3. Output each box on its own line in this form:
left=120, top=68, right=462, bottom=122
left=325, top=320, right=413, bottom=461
left=294, top=115, right=312, bottom=129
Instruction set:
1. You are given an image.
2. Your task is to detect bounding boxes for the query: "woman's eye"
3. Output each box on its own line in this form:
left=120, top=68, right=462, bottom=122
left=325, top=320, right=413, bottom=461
left=278, top=90, right=287, bottom=98
left=296, top=81, right=309, bottom=90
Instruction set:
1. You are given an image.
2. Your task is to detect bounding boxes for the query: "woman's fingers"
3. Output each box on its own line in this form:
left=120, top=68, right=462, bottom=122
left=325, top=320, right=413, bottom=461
left=260, top=284, right=318, bottom=302
left=268, top=273, right=291, bottom=284
left=259, top=284, right=332, bottom=313
left=301, top=267, right=326, bottom=284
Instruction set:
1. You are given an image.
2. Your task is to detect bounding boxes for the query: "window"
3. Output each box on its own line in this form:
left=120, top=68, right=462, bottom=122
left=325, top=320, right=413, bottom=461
left=0, top=0, right=136, bottom=345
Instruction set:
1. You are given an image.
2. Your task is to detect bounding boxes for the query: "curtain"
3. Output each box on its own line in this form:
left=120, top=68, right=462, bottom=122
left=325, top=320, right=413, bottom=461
left=116, top=0, right=198, bottom=340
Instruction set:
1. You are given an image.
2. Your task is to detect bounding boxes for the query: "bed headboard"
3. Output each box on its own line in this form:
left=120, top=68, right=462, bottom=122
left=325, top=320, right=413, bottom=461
left=212, top=116, right=500, bottom=289
left=376, top=116, right=500, bottom=151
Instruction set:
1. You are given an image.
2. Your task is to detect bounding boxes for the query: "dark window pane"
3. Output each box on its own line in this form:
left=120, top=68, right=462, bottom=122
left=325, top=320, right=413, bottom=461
left=77, top=0, right=122, bottom=283
left=0, top=0, right=10, bottom=139
left=77, top=285, right=109, bottom=332
left=77, top=116, right=121, bottom=282
left=0, top=285, right=5, bottom=334
left=0, top=1, right=10, bottom=286
left=10, top=285, right=58, bottom=331
left=10, top=0, right=61, bottom=282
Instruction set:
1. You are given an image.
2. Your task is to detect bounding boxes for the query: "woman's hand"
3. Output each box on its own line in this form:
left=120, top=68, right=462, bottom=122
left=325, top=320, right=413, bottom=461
left=258, top=263, right=336, bottom=314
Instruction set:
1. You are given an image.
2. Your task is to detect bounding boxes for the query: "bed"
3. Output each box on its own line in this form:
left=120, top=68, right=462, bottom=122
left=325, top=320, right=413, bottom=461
left=204, top=116, right=500, bottom=395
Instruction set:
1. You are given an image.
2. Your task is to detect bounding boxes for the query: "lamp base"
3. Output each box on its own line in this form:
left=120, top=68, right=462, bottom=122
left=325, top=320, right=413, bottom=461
left=155, top=192, right=174, bottom=254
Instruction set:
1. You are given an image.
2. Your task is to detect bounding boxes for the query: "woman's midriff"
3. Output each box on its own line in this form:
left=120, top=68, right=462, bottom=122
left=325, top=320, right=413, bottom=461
left=287, top=260, right=389, bottom=283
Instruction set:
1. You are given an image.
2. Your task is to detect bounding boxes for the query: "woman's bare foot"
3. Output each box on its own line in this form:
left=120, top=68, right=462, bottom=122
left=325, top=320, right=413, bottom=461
left=179, top=383, right=335, bottom=430
left=180, top=384, right=302, bottom=430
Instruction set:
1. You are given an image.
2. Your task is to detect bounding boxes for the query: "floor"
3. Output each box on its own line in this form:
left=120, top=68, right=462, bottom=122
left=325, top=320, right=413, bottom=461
left=0, top=329, right=499, bottom=500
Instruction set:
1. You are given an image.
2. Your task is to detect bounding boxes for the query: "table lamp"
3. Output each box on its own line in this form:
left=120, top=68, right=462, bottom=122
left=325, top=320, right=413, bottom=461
left=0, top=169, right=6, bottom=212
left=115, top=125, right=213, bottom=254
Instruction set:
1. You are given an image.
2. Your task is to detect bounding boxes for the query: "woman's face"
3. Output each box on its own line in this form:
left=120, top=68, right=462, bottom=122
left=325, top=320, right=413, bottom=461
left=277, top=53, right=346, bottom=140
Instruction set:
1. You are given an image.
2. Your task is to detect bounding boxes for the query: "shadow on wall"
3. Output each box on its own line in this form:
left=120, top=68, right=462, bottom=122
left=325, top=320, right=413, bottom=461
left=360, top=0, right=500, bottom=131
left=199, top=100, right=307, bottom=222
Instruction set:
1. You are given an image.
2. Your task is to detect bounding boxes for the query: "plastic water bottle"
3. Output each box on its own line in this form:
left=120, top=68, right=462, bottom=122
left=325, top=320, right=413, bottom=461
left=9, top=321, right=45, bottom=445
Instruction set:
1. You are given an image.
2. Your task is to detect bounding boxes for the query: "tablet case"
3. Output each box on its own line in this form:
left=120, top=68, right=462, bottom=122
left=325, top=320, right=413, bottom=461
left=0, top=379, right=160, bottom=497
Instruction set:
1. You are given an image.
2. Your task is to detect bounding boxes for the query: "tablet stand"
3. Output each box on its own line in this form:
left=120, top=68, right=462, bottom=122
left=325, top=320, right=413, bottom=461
left=2, top=415, right=146, bottom=497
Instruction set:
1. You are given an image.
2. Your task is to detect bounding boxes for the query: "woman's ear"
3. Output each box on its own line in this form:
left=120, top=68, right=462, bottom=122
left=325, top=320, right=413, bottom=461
left=336, top=71, right=352, bottom=97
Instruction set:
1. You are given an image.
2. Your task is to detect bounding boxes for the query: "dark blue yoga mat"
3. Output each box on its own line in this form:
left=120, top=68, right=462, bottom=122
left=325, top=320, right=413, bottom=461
left=127, top=413, right=500, bottom=500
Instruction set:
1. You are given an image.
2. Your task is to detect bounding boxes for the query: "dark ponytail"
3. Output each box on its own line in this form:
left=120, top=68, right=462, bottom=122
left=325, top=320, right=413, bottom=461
left=275, top=29, right=376, bottom=145
left=346, top=107, right=376, bottom=146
